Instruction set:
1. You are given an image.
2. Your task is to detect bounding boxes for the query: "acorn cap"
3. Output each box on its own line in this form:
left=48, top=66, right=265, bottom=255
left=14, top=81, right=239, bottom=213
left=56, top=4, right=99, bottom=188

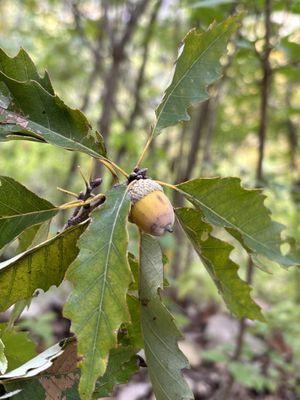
left=128, top=179, right=163, bottom=204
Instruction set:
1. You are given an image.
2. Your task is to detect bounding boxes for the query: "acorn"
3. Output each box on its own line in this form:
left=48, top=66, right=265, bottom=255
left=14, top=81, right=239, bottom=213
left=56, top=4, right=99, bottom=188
left=128, top=179, right=175, bottom=236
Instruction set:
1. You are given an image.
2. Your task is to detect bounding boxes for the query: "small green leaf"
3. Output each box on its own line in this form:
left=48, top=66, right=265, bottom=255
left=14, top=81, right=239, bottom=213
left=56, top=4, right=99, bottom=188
left=139, top=234, right=194, bottom=400
left=0, top=48, right=105, bottom=157
left=7, top=299, right=30, bottom=329
left=177, top=178, right=300, bottom=268
left=153, top=15, right=239, bottom=135
left=0, top=176, right=57, bottom=250
left=0, top=324, right=36, bottom=371
left=176, top=207, right=264, bottom=321
left=64, top=185, right=132, bottom=400
left=0, top=222, right=87, bottom=312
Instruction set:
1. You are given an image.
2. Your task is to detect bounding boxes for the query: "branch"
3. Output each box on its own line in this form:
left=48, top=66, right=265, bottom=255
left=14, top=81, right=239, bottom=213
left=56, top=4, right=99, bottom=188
left=115, top=0, right=162, bottom=165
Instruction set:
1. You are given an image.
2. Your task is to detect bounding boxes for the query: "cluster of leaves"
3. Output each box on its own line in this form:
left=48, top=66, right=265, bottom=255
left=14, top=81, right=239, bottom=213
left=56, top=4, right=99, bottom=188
left=0, top=13, right=299, bottom=400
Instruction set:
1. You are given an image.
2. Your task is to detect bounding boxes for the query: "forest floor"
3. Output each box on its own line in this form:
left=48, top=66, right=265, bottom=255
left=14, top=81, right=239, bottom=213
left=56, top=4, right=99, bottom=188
left=0, top=286, right=298, bottom=400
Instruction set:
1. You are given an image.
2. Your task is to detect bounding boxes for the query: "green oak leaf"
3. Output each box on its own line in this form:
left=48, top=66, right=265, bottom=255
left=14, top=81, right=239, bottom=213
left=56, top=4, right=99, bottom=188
left=0, top=48, right=54, bottom=94
left=17, top=221, right=51, bottom=253
left=0, top=324, right=36, bottom=372
left=0, top=176, right=57, bottom=250
left=153, top=15, right=239, bottom=135
left=0, top=222, right=87, bottom=312
left=139, top=234, right=194, bottom=400
left=0, top=48, right=105, bottom=156
left=8, top=221, right=52, bottom=328
left=176, top=207, right=264, bottom=321
left=64, top=185, right=132, bottom=400
left=177, top=178, right=300, bottom=268
left=93, top=293, right=142, bottom=398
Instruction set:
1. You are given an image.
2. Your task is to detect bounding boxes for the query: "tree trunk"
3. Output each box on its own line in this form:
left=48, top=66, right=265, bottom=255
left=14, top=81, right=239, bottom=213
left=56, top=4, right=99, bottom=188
left=92, top=0, right=150, bottom=178
left=256, top=0, right=272, bottom=184
left=115, top=0, right=162, bottom=166
left=223, top=2, right=273, bottom=398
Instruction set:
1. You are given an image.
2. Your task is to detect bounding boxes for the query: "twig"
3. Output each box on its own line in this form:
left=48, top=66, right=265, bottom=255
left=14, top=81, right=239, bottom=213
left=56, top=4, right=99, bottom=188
left=61, top=177, right=105, bottom=230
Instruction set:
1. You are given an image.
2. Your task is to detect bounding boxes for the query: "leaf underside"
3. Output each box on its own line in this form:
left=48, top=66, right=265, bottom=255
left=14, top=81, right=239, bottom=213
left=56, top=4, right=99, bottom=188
left=64, top=185, right=132, bottom=400
left=0, top=222, right=87, bottom=312
left=177, top=177, right=300, bottom=268
left=0, top=48, right=105, bottom=157
left=1, top=339, right=80, bottom=400
left=0, top=338, right=7, bottom=375
left=176, top=207, right=264, bottom=321
left=139, top=234, right=194, bottom=400
left=153, top=15, right=239, bottom=135
left=0, top=176, right=57, bottom=250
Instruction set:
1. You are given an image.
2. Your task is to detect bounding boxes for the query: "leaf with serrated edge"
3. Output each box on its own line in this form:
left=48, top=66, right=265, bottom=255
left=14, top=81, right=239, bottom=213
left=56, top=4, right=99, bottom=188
left=0, top=222, right=87, bottom=312
left=139, top=234, right=194, bottom=400
left=93, top=294, right=141, bottom=398
left=0, top=49, right=105, bottom=156
left=0, top=176, right=57, bottom=250
left=177, top=178, right=300, bottom=268
left=0, top=48, right=54, bottom=94
left=64, top=185, right=132, bottom=400
left=176, top=208, right=264, bottom=321
left=153, top=15, right=239, bottom=135
left=9, top=221, right=52, bottom=328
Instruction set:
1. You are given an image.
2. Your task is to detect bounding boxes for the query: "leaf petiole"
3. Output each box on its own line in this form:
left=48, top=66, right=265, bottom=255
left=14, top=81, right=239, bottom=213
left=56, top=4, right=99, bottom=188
left=58, top=193, right=105, bottom=210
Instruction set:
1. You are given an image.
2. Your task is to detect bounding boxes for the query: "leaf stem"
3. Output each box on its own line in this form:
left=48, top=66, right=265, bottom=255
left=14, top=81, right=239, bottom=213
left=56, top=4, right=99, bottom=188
left=155, top=180, right=177, bottom=191
left=99, top=158, right=129, bottom=178
left=59, top=193, right=105, bottom=210
left=135, top=132, right=154, bottom=168
left=57, top=187, right=79, bottom=198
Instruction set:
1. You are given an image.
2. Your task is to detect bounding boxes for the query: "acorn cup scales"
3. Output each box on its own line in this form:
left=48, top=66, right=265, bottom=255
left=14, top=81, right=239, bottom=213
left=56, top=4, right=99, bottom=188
left=128, top=179, right=175, bottom=236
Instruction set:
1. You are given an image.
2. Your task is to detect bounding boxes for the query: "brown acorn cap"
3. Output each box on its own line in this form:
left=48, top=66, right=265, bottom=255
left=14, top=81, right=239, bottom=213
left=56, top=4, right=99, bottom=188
left=128, top=179, right=163, bottom=204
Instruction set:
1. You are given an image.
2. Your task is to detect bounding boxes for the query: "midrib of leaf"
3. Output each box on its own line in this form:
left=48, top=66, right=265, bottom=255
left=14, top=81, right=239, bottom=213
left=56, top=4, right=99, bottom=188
left=0, top=208, right=58, bottom=220
left=179, top=189, right=281, bottom=260
left=88, top=188, right=129, bottom=385
left=153, top=27, right=229, bottom=134
left=0, top=106, right=102, bottom=159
